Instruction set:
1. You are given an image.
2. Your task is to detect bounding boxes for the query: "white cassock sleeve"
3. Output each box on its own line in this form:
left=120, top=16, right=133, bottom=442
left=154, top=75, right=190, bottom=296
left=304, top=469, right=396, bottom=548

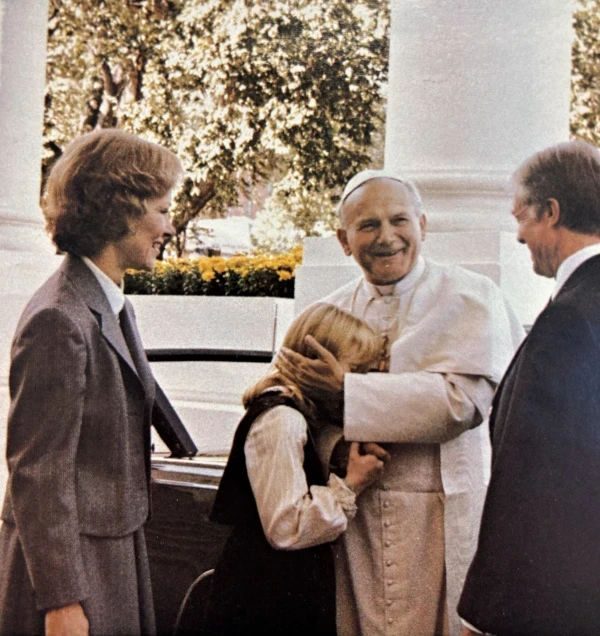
left=344, top=371, right=495, bottom=444
left=245, top=404, right=357, bottom=551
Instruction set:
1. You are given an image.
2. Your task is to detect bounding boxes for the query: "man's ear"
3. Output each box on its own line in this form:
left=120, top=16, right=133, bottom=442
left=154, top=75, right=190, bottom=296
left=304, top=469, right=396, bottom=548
left=337, top=228, right=352, bottom=256
left=544, top=198, right=561, bottom=228
left=419, top=213, right=427, bottom=240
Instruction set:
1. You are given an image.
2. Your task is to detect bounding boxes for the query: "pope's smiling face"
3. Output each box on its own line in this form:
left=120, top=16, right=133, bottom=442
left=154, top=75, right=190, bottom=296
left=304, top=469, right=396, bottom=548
left=337, top=178, right=426, bottom=285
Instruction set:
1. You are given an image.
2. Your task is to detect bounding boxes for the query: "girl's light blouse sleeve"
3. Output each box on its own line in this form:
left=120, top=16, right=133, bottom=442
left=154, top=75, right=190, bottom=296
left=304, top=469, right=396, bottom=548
left=244, top=404, right=357, bottom=550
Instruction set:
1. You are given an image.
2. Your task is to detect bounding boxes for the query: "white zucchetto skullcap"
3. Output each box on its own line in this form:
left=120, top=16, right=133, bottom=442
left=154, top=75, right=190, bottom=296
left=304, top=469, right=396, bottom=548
left=338, top=169, right=422, bottom=212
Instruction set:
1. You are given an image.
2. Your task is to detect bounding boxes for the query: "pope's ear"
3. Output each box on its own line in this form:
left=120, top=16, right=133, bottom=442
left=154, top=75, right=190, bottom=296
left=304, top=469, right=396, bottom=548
left=419, top=213, right=427, bottom=240
left=337, top=228, right=352, bottom=256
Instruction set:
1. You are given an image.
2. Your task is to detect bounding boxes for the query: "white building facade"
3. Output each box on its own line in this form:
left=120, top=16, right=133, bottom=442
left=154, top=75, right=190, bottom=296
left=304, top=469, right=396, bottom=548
left=0, top=0, right=576, bottom=489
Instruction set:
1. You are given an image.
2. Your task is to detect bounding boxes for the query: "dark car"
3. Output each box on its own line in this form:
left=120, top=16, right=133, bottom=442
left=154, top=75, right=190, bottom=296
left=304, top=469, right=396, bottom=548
left=148, top=455, right=229, bottom=635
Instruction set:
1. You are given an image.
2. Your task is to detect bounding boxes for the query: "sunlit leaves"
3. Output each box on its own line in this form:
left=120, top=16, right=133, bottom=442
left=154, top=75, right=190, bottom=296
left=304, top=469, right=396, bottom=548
left=571, top=0, right=600, bottom=142
left=45, top=0, right=389, bottom=252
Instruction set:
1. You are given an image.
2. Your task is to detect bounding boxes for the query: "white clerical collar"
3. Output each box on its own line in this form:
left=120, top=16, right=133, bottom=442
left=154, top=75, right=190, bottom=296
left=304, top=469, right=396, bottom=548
left=82, top=256, right=126, bottom=315
left=552, top=243, right=600, bottom=299
left=365, top=255, right=426, bottom=298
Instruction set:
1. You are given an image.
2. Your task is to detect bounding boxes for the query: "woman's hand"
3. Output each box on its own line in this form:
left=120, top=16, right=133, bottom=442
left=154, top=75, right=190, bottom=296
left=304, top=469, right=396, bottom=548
left=45, top=603, right=89, bottom=636
left=344, top=442, right=385, bottom=496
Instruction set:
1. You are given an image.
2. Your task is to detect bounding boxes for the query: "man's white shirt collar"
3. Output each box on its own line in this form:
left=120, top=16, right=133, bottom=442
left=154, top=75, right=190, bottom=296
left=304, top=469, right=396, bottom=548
left=82, top=256, right=126, bottom=315
left=552, top=243, right=600, bottom=299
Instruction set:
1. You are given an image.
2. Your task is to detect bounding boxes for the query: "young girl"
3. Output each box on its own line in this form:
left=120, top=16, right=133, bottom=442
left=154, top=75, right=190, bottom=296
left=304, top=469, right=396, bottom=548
left=204, top=302, right=385, bottom=636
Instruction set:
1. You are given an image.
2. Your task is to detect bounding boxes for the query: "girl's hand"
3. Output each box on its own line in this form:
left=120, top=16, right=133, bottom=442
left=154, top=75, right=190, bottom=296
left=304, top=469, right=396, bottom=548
left=344, top=442, right=385, bottom=496
left=361, top=442, right=391, bottom=463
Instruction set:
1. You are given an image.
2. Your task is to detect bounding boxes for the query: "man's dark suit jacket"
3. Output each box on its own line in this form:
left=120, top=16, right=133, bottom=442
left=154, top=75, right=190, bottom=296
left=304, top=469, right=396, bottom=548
left=0, top=254, right=156, bottom=617
left=458, top=254, right=600, bottom=636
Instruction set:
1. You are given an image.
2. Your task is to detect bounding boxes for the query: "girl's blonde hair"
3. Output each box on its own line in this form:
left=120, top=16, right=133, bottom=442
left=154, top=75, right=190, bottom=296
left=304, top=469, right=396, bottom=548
left=243, top=302, right=380, bottom=419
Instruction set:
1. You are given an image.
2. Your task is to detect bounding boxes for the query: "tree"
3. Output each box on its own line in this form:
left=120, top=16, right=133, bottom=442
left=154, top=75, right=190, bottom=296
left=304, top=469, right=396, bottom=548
left=45, top=0, right=390, bottom=254
left=251, top=172, right=338, bottom=253
left=571, top=0, right=600, bottom=143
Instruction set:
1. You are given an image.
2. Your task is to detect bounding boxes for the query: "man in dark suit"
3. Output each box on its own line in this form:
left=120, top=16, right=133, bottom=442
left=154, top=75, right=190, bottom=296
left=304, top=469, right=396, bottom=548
left=459, top=139, right=600, bottom=636
left=0, top=129, right=182, bottom=635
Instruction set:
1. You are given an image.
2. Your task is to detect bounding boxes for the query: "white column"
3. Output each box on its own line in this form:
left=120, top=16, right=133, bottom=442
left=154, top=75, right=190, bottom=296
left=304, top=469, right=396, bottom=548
left=296, top=1, right=573, bottom=323
left=385, top=0, right=573, bottom=324
left=0, top=0, right=52, bottom=253
left=0, top=0, right=58, bottom=492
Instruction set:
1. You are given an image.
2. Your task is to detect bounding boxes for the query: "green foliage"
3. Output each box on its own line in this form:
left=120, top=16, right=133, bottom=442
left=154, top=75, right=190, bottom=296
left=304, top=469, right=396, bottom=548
left=45, top=0, right=390, bottom=252
left=45, top=1, right=600, bottom=256
left=572, top=0, right=600, bottom=142
left=124, top=247, right=302, bottom=297
left=251, top=171, right=338, bottom=253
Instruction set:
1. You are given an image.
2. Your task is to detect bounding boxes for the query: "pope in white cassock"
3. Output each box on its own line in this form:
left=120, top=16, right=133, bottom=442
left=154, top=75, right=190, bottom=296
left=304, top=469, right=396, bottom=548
left=278, top=170, right=524, bottom=636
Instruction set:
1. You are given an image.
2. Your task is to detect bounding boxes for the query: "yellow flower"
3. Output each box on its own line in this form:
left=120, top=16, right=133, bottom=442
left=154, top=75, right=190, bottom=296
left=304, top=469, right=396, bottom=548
left=126, top=247, right=298, bottom=295
left=212, top=258, right=227, bottom=274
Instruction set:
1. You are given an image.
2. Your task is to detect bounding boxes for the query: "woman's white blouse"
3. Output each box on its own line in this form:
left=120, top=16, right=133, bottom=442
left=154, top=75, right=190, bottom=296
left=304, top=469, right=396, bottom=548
left=244, top=404, right=357, bottom=550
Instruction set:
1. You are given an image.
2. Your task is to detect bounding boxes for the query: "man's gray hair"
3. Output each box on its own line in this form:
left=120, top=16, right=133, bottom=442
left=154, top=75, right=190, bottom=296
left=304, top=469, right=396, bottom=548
left=337, top=169, right=424, bottom=225
left=515, top=139, right=600, bottom=236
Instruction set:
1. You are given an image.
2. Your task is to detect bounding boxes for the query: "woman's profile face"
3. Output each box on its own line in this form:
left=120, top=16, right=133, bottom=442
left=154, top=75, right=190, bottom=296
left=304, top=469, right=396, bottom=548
left=113, top=191, right=176, bottom=274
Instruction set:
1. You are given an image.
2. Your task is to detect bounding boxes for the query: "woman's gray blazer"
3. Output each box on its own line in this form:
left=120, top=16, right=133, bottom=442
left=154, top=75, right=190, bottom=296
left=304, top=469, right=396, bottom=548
left=0, top=254, right=157, bottom=633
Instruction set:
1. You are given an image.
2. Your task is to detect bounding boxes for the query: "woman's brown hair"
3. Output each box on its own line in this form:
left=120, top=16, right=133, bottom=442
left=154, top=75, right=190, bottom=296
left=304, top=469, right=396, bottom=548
left=43, top=128, right=183, bottom=257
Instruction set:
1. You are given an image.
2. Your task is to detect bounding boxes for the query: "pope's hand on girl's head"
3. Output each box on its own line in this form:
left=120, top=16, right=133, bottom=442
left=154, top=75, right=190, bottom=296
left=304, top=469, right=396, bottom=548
left=276, top=342, right=344, bottom=396
left=303, top=336, right=345, bottom=391
left=274, top=347, right=296, bottom=377
left=275, top=347, right=330, bottom=385
left=304, top=336, right=341, bottom=370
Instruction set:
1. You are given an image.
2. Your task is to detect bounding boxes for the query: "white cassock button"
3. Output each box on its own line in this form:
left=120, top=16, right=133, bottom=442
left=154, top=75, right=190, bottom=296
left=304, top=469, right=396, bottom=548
left=386, top=559, right=393, bottom=566
left=385, top=541, right=391, bottom=547
left=383, top=501, right=390, bottom=508
left=384, top=521, right=391, bottom=528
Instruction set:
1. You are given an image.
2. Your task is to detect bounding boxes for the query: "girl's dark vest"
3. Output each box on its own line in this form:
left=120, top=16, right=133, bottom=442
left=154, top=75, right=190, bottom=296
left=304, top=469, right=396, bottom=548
left=204, top=392, right=337, bottom=636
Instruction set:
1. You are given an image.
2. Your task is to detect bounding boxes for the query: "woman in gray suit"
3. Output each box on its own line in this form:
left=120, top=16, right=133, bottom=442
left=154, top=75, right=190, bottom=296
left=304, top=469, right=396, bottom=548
left=0, top=128, right=182, bottom=635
